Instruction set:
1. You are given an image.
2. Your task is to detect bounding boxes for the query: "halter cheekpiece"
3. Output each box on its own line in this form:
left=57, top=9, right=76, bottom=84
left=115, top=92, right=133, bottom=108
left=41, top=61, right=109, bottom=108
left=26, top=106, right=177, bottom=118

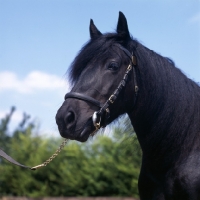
left=65, top=44, right=138, bottom=133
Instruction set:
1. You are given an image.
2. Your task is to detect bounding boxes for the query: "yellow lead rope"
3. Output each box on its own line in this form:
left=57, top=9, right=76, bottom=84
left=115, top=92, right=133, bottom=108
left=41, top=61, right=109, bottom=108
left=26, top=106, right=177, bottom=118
left=31, top=139, right=69, bottom=170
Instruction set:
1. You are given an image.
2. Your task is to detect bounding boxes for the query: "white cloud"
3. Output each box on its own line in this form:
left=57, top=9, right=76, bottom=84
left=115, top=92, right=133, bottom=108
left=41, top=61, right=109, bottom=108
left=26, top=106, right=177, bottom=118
left=188, top=13, right=200, bottom=24
left=0, top=71, right=69, bottom=94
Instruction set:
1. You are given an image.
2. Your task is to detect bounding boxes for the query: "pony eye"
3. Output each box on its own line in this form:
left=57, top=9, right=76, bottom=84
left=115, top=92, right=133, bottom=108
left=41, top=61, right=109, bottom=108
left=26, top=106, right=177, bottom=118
left=107, top=62, right=119, bottom=71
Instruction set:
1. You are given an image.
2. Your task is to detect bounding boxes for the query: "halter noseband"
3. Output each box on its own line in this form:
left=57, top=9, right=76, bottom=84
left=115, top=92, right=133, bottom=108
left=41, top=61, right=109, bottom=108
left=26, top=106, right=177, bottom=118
left=64, top=44, right=138, bottom=133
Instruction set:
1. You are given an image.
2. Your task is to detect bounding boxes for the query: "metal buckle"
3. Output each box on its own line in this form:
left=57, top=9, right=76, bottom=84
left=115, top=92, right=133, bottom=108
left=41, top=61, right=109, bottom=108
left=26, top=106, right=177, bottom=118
left=127, top=64, right=132, bottom=71
left=95, top=122, right=101, bottom=130
left=135, top=86, right=139, bottom=93
left=109, top=95, right=115, bottom=103
left=92, top=111, right=101, bottom=130
left=132, top=56, right=137, bottom=66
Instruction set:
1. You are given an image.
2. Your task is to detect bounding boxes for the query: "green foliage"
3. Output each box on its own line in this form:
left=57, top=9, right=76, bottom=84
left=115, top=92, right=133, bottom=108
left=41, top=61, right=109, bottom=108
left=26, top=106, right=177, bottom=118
left=0, top=109, right=141, bottom=197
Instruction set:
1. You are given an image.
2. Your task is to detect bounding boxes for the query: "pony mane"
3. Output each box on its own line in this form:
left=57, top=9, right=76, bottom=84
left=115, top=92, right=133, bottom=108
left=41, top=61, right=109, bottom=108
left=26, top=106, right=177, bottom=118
left=131, top=42, right=200, bottom=160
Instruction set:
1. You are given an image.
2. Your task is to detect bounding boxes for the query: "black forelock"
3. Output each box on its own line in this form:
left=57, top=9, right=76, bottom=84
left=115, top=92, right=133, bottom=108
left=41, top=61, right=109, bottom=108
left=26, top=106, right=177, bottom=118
left=68, top=32, right=137, bottom=85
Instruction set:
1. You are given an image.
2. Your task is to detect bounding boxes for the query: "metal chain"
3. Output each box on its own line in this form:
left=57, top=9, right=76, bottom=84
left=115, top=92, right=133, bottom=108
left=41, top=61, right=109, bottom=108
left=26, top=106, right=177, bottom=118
left=31, top=139, right=69, bottom=170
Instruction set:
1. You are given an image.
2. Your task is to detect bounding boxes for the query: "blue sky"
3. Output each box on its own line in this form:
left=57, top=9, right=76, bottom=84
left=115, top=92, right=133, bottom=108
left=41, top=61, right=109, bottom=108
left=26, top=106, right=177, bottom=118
left=0, top=0, right=200, bottom=137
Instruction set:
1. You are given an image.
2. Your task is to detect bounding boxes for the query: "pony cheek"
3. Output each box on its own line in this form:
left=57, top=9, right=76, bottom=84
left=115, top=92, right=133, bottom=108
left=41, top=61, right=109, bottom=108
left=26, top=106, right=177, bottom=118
left=99, top=74, right=120, bottom=98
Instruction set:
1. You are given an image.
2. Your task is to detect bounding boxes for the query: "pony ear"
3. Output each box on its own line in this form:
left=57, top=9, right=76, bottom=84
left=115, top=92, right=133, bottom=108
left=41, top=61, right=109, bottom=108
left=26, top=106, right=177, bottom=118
left=89, top=19, right=102, bottom=39
left=117, top=11, right=130, bottom=38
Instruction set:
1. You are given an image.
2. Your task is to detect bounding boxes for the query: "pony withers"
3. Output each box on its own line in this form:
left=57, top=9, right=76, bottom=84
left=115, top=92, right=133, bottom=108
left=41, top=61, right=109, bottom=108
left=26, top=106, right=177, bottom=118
left=56, top=12, right=200, bottom=200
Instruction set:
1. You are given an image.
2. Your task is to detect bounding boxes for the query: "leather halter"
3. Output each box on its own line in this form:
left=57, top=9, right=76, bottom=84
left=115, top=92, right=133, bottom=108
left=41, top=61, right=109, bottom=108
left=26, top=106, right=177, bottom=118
left=65, top=44, right=138, bottom=131
left=65, top=92, right=103, bottom=108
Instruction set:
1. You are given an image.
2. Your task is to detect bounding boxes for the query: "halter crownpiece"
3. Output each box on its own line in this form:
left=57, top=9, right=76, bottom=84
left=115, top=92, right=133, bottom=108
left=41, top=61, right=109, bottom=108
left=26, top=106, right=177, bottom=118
left=65, top=43, right=138, bottom=132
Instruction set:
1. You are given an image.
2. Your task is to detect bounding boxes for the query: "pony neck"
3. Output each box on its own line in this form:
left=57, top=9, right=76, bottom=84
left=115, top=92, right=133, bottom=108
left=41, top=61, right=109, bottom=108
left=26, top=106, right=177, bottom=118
left=128, top=43, right=200, bottom=164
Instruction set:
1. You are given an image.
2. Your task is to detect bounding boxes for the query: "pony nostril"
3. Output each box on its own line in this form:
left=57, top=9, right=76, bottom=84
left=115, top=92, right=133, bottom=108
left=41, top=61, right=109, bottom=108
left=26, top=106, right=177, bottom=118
left=65, top=111, right=75, bottom=124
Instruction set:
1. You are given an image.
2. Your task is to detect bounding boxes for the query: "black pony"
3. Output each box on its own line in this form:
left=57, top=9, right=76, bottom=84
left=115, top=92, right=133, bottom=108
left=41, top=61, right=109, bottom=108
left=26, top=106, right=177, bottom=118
left=56, top=12, right=200, bottom=200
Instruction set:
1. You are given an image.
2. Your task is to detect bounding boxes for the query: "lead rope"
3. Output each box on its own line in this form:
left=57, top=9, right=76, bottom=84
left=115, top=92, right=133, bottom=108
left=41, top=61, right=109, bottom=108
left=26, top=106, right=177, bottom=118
left=31, top=138, right=69, bottom=170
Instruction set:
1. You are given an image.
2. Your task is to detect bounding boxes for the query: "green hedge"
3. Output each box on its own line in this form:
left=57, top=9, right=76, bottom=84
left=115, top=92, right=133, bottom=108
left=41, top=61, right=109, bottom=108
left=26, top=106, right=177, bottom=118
left=0, top=109, right=141, bottom=198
